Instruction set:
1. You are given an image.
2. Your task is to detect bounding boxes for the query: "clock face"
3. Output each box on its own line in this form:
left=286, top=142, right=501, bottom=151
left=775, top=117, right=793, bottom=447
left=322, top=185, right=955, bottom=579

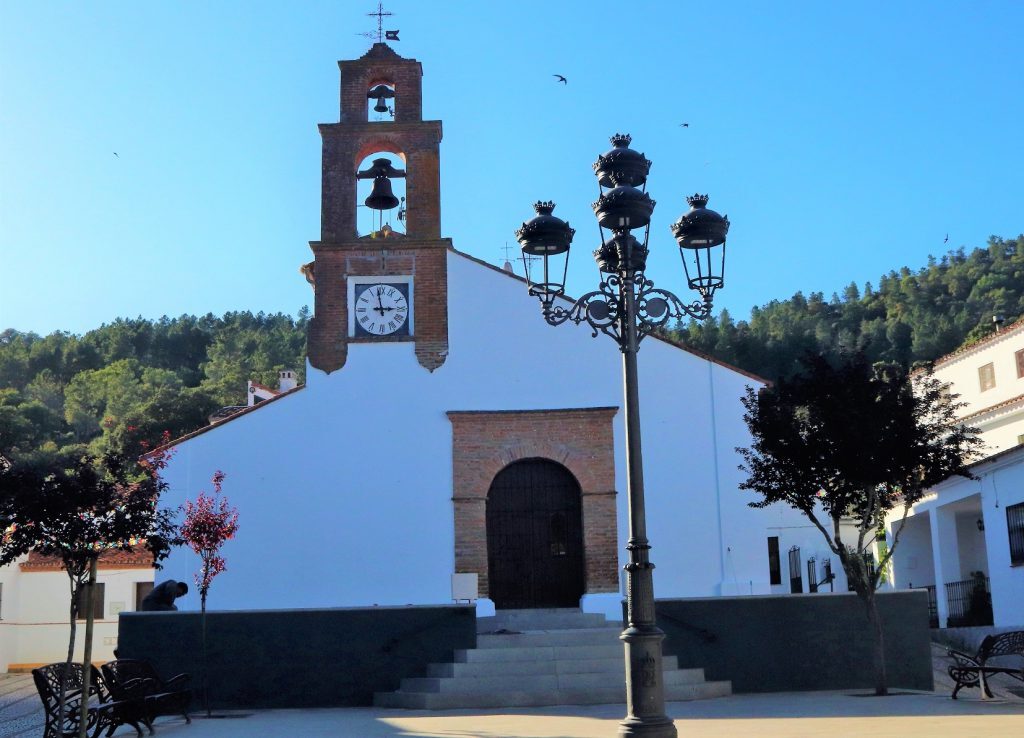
left=353, top=282, right=410, bottom=336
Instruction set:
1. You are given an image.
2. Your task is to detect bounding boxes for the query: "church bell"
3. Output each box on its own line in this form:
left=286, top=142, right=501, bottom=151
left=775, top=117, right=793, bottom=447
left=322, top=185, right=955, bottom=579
left=367, top=84, right=395, bottom=114
left=357, top=157, right=406, bottom=212
left=365, top=176, right=400, bottom=211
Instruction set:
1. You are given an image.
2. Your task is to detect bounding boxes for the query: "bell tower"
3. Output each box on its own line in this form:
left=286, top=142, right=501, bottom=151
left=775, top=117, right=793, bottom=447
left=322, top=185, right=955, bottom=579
left=305, top=42, right=449, bottom=373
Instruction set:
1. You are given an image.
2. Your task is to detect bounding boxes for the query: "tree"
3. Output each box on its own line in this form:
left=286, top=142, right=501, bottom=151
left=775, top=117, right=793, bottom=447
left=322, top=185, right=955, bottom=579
left=737, top=352, right=981, bottom=695
left=180, top=471, right=238, bottom=716
left=0, top=448, right=180, bottom=737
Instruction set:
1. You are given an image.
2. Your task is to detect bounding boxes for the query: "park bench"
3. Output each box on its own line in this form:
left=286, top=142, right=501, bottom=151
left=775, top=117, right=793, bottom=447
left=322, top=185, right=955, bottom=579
left=32, top=662, right=148, bottom=738
left=102, top=659, right=192, bottom=731
left=948, top=630, right=1024, bottom=699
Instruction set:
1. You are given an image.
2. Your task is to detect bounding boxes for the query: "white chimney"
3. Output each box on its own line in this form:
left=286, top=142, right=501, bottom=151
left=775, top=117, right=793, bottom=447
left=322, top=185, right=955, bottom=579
left=278, top=370, right=297, bottom=392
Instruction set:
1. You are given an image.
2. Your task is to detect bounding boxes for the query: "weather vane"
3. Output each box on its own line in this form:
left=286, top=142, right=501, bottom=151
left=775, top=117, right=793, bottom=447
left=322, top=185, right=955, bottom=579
left=358, top=3, right=400, bottom=43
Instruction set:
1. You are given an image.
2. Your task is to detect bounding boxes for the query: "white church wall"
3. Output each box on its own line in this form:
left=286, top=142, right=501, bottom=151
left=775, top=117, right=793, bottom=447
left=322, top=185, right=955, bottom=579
left=158, top=251, right=804, bottom=615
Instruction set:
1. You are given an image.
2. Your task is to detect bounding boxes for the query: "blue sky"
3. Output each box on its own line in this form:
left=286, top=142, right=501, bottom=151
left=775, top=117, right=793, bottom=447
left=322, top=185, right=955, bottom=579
left=2, top=1, right=1022, bottom=336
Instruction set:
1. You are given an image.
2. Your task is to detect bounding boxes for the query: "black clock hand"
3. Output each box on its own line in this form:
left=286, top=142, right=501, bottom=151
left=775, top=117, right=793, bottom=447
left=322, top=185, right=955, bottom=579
left=374, top=289, right=387, bottom=316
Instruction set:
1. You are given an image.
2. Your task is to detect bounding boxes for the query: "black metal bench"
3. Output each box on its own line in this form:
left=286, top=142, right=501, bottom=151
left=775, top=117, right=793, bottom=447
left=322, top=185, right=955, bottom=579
left=101, top=659, right=192, bottom=731
left=32, top=662, right=147, bottom=738
left=948, top=630, right=1024, bottom=699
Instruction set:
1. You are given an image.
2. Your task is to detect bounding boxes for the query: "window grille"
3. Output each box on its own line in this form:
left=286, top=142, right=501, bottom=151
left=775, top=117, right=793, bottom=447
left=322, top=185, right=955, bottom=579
left=1007, top=502, right=1024, bottom=566
left=788, top=546, right=802, bottom=593
left=807, top=556, right=818, bottom=593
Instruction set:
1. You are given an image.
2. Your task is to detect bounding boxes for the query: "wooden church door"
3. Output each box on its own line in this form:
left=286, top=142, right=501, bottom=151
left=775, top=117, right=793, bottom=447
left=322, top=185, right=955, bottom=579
left=486, top=459, right=585, bottom=609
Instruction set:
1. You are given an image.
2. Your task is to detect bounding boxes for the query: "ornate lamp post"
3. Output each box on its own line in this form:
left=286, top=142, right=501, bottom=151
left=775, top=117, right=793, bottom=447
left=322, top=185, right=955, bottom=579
left=515, top=134, right=730, bottom=738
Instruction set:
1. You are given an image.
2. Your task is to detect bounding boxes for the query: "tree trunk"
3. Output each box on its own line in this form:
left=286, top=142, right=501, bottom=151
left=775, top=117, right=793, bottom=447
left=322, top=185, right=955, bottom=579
left=58, top=573, right=79, bottom=735
left=78, top=558, right=98, bottom=738
left=201, top=589, right=210, bottom=717
left=866, top=591, right=889, bottom=696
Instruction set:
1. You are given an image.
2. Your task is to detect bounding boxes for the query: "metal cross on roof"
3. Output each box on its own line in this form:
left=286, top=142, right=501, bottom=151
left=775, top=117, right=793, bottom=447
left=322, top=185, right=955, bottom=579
left=360, top=2, right=399, bottom=44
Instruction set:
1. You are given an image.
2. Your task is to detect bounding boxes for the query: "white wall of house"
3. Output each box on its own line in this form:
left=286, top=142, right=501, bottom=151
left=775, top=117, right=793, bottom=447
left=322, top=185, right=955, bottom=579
left=890, top=512, right=936, bottom=589
left=0, top=560, right=153, bottom=672
left=156, top=251, right=814, bottom=619
left=931, top=321, right=1024, bottom=454
left=980, top=449, right=1024, bottom=627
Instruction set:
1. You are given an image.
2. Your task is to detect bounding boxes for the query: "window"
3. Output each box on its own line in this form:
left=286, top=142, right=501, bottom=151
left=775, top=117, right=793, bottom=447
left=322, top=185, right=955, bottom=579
left=1007, top=503, right=1024, bottom=566
left=1016, top=349, right=1024, bottom=379
left=788, top=546, right=803, bottom=594
left=979, top=362, right=996, bottom=392
left=76, top=582, right=105, bottom=621
left=135, top=581, right=154, bottom=610
left=767, top=537, right=781, bottom=585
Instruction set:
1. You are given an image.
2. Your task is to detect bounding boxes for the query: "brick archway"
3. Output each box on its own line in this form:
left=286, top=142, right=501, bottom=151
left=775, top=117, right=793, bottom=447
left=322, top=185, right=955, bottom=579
left=447, top=407, right=619, bottom=599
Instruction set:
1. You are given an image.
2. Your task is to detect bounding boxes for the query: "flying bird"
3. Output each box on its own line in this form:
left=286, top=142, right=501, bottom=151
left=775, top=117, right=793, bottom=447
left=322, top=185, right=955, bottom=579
left=553, top=74, right=567, bottom=84
left=944, top=233, right=949, bottom=244
left=113, top=152, right=119, bottom=158
left=679, top=123, right=689, bottom=127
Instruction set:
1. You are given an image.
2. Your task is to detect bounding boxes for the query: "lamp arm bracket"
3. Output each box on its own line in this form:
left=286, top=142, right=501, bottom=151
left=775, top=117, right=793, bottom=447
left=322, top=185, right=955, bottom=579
left=536, top=273, right=713, bottom=350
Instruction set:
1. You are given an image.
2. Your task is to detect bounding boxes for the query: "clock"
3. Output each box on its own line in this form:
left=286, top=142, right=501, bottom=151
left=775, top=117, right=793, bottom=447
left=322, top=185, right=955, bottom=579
left=352, top=282, right=411, bottom=337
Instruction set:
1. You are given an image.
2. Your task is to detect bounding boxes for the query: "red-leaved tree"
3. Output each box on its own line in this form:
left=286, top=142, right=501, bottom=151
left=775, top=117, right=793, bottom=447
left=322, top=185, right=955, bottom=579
left=180, top=471, right=238, bottom=716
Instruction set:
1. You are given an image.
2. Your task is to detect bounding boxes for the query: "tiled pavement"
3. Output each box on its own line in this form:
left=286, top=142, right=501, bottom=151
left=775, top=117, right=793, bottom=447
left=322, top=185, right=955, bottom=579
left=1, top=643, right=1020, bottom=737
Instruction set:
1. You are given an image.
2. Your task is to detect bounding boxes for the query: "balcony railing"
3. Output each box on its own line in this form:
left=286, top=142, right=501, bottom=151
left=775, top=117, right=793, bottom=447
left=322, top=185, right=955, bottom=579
left=945, top=576, right=993, bottom=628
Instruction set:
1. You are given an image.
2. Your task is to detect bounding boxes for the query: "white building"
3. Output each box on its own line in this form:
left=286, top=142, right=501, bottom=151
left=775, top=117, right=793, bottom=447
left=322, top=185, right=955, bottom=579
left=888, top=318, right=1024, bottom=628
left=0, top=551, right=154, bottom=672
left=1, top=43, right=847, bottom=672
left=152, top=43, right=845, bottom=620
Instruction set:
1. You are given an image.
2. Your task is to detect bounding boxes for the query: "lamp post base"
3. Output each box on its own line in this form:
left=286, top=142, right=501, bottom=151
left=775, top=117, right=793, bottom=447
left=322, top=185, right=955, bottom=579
left=619, top=717, right=678, bottom=738
left=619, top=625, right=678, bottom=738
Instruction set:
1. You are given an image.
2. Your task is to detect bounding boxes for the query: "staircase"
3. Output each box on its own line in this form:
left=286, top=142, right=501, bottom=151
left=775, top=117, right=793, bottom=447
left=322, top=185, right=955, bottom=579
left=374, top=608, right=731, bottom=709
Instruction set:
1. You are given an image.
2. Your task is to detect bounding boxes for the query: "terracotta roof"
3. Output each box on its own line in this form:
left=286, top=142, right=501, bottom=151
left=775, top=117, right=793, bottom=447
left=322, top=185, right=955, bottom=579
left=448, top=246, right=771, bottom=385
left=249, top=381, right=278, bottom=394
left=151, top=384, right=305, bottom=454
left=960, top=392, right=1024, bottom=423
left=20, top=547, right=155, bottom=572
left=931, top=316, right=1024, bottom=368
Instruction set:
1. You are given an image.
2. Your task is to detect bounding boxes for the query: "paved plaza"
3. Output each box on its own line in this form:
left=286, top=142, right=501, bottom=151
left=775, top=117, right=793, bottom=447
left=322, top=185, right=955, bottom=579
left=2, top=645, right=1021, bottom=738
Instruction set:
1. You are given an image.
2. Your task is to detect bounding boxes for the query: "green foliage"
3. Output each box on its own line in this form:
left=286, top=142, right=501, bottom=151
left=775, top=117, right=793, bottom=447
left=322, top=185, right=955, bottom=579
left=0, top=310, right=307, bottom=461
left=673, top=236, right=1024, bottom=381
left=737, top=352, right=982, bottom=693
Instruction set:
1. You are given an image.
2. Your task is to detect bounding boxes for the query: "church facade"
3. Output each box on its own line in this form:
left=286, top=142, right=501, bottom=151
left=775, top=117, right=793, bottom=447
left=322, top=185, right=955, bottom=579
left=0, top=43, right=860, bottom=675
left=151, top=43, right=845, bottom=620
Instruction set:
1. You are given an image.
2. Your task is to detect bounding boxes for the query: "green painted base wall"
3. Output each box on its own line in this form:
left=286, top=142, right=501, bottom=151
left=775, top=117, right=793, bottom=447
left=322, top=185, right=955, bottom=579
left=652, top=591, right=933, bottom=692
left=117, top=604, right=476, bottom=709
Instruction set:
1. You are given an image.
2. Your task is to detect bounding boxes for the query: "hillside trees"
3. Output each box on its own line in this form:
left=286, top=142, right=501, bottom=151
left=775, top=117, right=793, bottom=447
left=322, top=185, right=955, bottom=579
left=673, top=235, right=1024, bottom=380
left=0, top=310, right=307, bottom=460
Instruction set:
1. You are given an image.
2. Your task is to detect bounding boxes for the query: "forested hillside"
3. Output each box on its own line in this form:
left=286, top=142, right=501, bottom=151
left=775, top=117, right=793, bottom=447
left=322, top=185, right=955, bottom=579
left=0, top=310, right=307, bottom=462
left=671, top=235, right=1024, bottom=381
left=1, top=236, right=1021, bottom=462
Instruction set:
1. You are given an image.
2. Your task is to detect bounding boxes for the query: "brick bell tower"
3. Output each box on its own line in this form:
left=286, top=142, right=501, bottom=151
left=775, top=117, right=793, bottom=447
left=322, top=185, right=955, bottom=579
left=305, top=42, right=449, bottom=373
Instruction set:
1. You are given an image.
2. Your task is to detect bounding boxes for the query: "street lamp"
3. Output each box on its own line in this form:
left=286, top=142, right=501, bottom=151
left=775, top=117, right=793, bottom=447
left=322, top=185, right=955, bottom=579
left=515, top=133, right=729, bottom=738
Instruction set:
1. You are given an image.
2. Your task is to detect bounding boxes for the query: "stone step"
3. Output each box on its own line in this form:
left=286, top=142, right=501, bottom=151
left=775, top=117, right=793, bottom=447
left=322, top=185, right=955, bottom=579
left=400, top=667, right=709, bottom=694
left=455, top=643, right=624, bottom=663
left=477, top=627, right=622, bottom=649
left=427, top=655, right=680, bottom=678
left=374, top=679, right=732, bottom=709
left=478, top=609, right=615, bottom=633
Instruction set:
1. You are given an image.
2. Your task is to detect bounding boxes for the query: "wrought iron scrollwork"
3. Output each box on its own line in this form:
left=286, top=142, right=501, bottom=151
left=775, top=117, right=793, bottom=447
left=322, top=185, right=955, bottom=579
left=538, top=272, right=712, bottom=349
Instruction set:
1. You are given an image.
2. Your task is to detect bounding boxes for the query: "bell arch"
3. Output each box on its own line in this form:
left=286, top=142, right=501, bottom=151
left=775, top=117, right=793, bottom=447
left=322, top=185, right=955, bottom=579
left=355, top=150, right=407, bottom=237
